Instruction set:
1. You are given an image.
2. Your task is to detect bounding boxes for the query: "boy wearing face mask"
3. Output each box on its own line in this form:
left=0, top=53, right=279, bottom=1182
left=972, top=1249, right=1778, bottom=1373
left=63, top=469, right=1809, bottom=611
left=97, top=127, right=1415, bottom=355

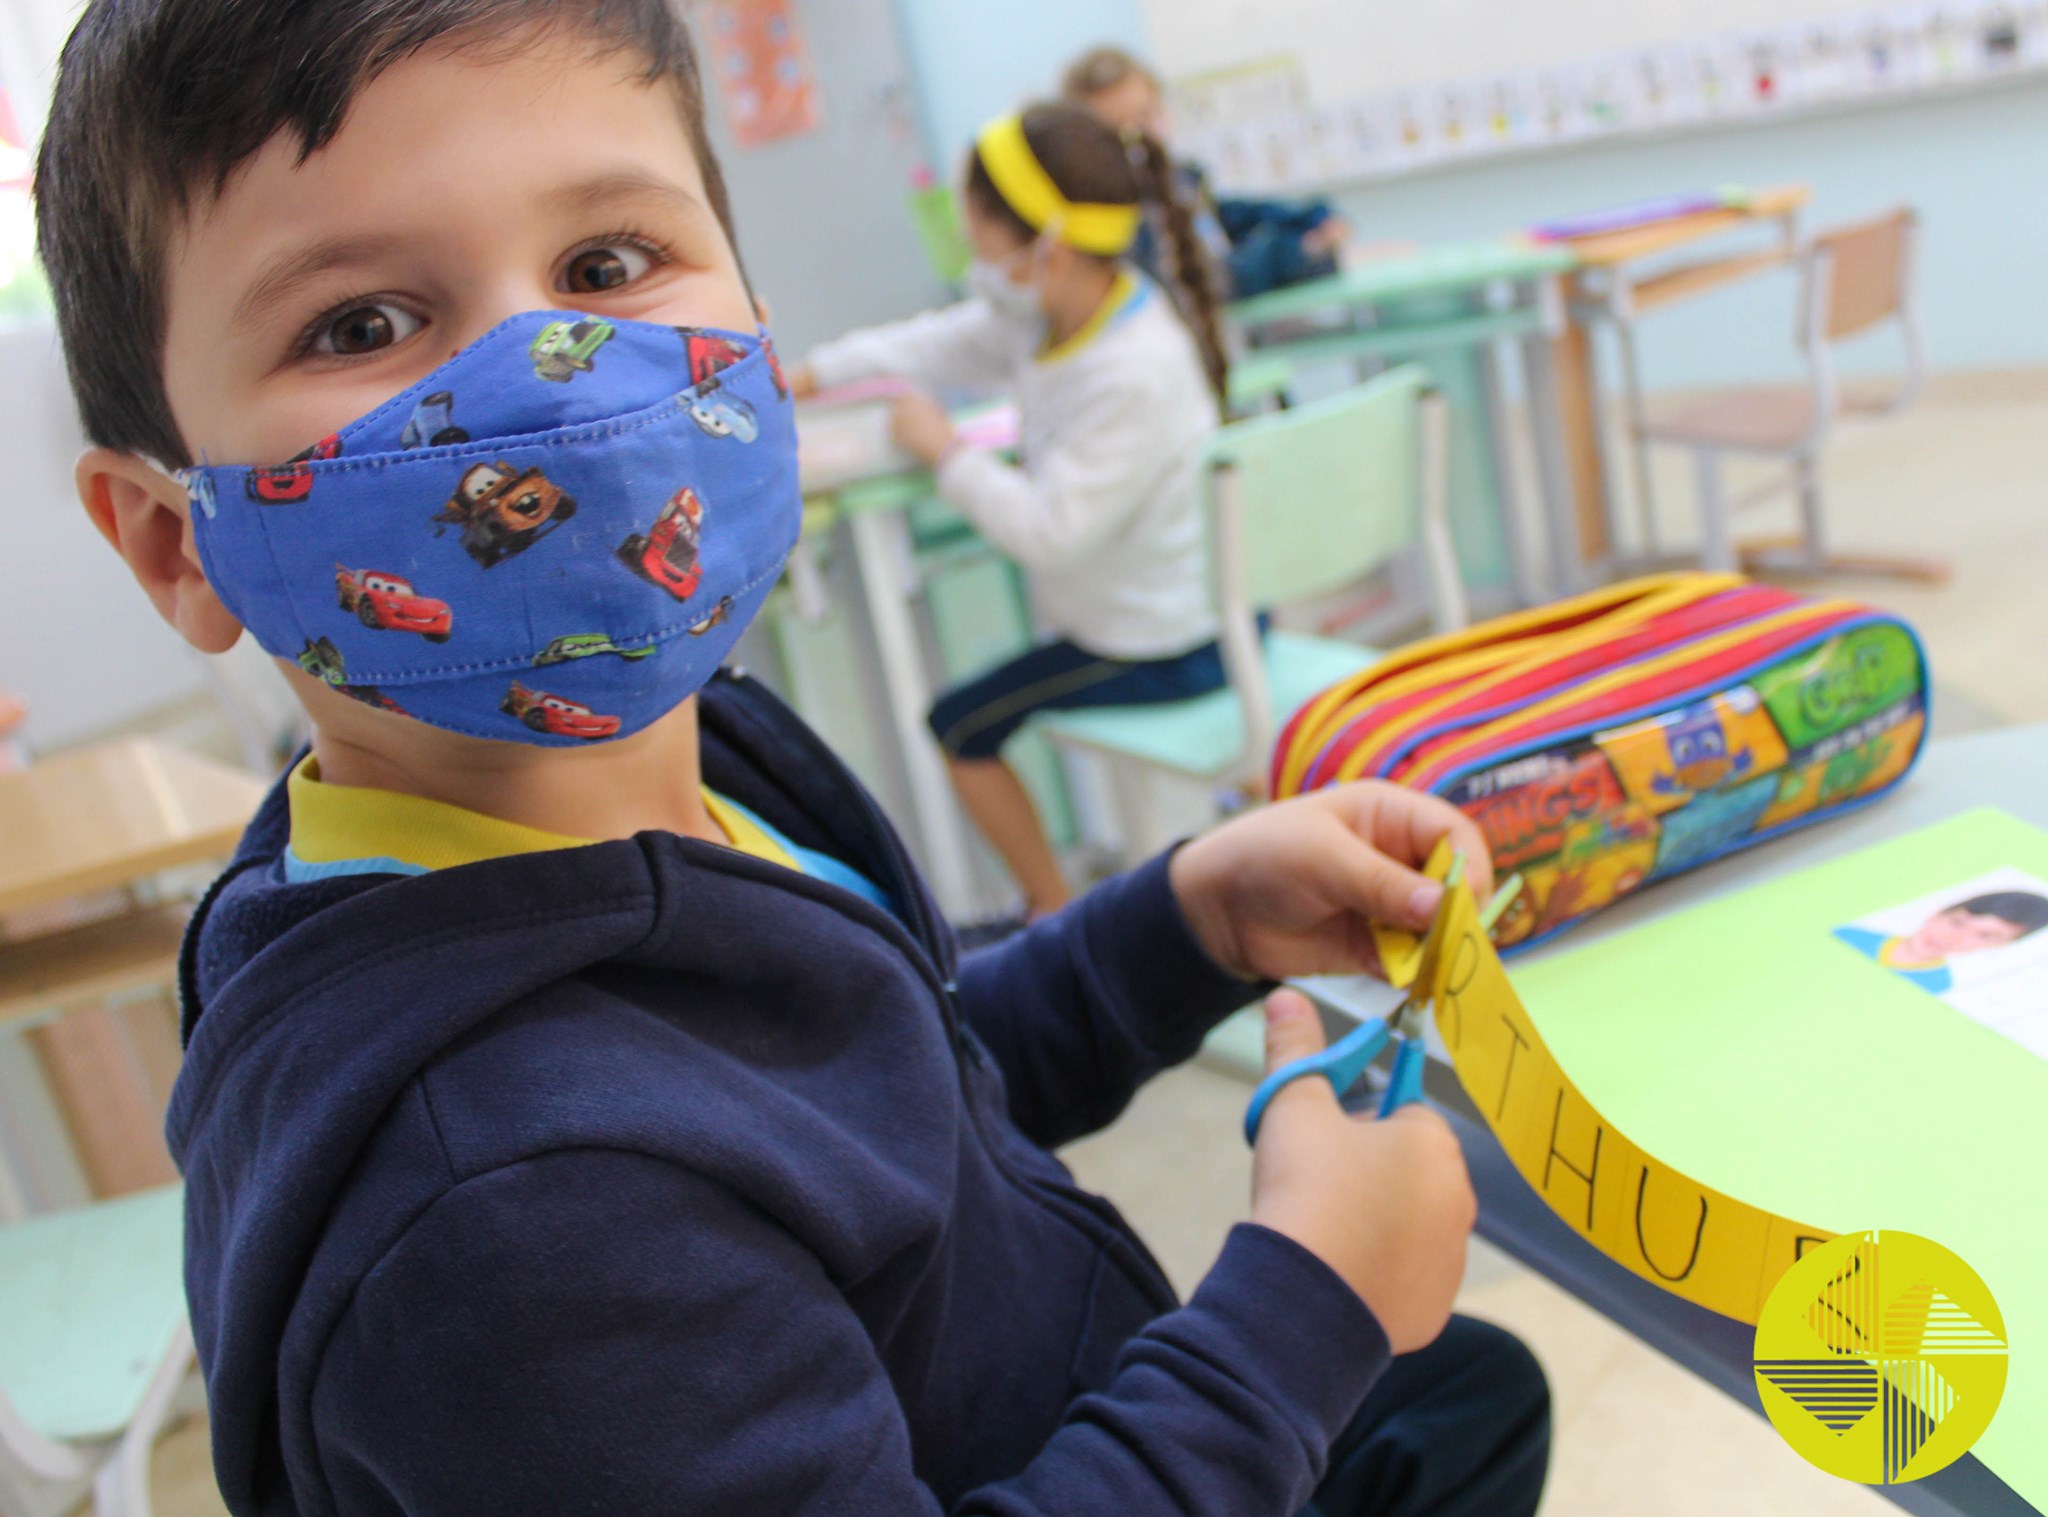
left=36, top=5, right=1548, bottom=1514
left=794, top=106, right=1235, bottom=919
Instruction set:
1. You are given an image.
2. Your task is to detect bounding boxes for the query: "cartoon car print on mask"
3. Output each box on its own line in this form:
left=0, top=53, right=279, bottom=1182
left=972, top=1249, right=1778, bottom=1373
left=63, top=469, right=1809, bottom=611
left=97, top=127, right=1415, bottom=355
left=500, top=682, right=621, bottom=740
left=400, top=391, right=471, bottom=450
left=247, top=434, right=341, bottom=504
left=434, top=461, right=578, bottom=569
left=296, top=637, right=407, bottom=714
left=685, top=379, right=759, bottom=442
left=336, top=566, right=453, bottom=642
left=676, top=328, right=749, bottom=388
left=617, top=487, right=705, bottom=601
left=533, top=633, right=657, bottom=667
left=1649, top=701, right=1755, bottom=795
left=688, top=595, right=736, bottom=636
left=530, top=318, right=615, bottom=382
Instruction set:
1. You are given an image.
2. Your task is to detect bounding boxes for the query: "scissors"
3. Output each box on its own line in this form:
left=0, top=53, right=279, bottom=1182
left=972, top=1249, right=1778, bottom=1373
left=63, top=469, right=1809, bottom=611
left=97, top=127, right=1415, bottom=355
left=1242, top=864, right=1524, bottom=1146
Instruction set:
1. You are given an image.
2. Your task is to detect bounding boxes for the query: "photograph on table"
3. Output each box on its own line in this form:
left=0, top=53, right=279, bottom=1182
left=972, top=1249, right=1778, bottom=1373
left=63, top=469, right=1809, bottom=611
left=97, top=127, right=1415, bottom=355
left=1832, top=865, right=2048, bottom=1059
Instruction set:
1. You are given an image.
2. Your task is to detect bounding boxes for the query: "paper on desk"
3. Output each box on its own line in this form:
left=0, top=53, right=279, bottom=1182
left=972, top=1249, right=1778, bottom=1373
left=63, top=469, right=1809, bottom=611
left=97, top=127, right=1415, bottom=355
left=1510, top=807, right=2048, bottom=1511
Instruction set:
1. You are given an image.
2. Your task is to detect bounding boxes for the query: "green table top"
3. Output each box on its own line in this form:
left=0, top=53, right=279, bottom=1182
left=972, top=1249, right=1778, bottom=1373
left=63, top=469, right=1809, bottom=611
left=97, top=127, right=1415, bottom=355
left=1230, top=238, right=1577, bottom=329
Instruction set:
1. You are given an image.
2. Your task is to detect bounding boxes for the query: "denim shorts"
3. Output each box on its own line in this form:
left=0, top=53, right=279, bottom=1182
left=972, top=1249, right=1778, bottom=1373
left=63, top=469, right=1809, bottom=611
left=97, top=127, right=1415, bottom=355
left=928, top=634, right=1233, bottom=760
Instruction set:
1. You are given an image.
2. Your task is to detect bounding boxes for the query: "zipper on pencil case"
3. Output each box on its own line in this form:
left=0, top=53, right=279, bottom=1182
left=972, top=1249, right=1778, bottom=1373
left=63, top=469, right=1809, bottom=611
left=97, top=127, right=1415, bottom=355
left=1397, top=608, right=1885, bottom=793
left=1376, top=601, right=1859, bottom=794
left=1314, top=585, right=1814, bottom=787
left=1390, top=604, right=1858, bottom=789
left=1340, top=586, right=1805, bottom=780
left=1291, top=578, right=1762, bottom=792
left=1274, top=573, right=1743, bottom=795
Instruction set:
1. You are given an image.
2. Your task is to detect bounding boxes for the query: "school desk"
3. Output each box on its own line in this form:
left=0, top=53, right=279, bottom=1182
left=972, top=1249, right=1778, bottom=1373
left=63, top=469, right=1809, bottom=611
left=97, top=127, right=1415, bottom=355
left=1228, top=238, right=1580, bottom=609
left=0, top=741, right=266, bottom=1205
left=793, top=401, right=1043, bottom=919
left=1293, top=722, right=2046, bottom=1517
left=1542, top=185, right=1812, bottom=584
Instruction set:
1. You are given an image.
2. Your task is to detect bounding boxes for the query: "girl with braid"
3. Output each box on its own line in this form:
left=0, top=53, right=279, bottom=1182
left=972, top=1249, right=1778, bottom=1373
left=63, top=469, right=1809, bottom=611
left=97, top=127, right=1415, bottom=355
left=792, top=104, right=1234, bottom=918
left=1064, top=45, right=1353, bottom=300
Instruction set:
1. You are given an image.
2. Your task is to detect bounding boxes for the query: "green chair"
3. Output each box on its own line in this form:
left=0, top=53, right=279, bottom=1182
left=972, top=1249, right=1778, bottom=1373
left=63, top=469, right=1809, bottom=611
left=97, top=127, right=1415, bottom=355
left=1034, top=365, right=1467, bottom=862
left=0, top=1185, right=192, bottom=1517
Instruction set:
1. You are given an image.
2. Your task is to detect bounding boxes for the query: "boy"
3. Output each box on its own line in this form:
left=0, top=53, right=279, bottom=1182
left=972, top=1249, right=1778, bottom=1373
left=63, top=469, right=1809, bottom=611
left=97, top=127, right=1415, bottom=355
left=36, top=3, right=1548, bottom=1513
left=1836, top=890, right=2048, bottom=994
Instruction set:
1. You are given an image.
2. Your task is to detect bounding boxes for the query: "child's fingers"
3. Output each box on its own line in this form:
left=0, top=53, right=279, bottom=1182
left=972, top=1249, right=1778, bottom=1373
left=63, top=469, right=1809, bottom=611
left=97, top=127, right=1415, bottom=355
left=1261, top=988, right=1326, bottom=1074
left=1351, top=784, right=1495, bottom=908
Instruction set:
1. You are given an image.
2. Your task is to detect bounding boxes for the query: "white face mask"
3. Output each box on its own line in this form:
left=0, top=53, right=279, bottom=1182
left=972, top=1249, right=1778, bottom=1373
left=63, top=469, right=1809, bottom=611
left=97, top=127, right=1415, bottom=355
left=966, top=244, right=1047, bottom=329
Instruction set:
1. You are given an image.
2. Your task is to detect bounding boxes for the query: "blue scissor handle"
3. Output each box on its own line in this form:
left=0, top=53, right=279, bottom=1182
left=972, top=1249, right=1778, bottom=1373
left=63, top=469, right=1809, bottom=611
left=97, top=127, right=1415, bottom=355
left=1378, top=1033, right=1429, bottom=1118
left=1242, top=1014, right=1393, bottom=1146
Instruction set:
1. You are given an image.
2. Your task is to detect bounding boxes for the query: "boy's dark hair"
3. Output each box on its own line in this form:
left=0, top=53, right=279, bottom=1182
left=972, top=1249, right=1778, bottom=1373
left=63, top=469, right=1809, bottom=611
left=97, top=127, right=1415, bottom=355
left=965, top=102, right=1229, bottom=410
left=1952, top=891, right=2048, bottom=937
left=35, top=0, right=735, bottom=469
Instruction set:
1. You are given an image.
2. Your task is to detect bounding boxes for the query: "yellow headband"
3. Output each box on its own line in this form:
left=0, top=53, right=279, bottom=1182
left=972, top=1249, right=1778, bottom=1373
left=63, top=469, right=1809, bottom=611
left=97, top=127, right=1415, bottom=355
left=974, top=114, right=1142, bottom=257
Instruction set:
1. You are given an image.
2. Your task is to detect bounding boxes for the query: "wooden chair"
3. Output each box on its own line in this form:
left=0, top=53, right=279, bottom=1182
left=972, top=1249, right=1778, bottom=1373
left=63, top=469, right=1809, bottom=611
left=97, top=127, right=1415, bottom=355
left=1034, top=365, right=1467, bottom=862
left=1636, top=207, right=1944, bottom=581
left=0, top=1185, right=191, bottom=1517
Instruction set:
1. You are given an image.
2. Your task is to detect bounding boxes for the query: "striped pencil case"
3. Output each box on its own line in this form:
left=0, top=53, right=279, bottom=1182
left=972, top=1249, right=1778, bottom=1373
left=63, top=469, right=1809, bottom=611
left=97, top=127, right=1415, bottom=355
left=1271, top=573, right=1929, bottom=951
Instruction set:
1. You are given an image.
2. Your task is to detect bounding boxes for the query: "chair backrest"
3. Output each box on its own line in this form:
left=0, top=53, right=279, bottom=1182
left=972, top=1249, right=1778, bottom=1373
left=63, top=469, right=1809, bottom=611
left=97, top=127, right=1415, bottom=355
left=1807, top=207, right=1917, bottom=344
left=1206, top=364, right=1432, bottom=614
left=1204, top=364, right=1463, bottom=785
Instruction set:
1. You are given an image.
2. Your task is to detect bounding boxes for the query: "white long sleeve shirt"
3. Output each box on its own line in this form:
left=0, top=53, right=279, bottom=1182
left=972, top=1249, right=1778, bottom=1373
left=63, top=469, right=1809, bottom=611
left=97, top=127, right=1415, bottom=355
left=807, top=275, right=1221, bottom=660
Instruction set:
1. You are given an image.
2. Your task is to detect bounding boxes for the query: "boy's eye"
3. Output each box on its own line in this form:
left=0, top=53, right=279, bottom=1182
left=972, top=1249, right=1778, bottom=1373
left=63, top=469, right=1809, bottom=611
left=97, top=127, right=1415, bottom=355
left=562, top=244, right=654, bottom=295
left=315, top=302, right=422, bottom=357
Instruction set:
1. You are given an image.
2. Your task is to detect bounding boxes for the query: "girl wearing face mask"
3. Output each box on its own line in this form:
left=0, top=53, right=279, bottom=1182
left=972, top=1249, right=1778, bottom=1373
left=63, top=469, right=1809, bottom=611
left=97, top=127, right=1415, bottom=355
left=793, top=104, right=1231, bottom=920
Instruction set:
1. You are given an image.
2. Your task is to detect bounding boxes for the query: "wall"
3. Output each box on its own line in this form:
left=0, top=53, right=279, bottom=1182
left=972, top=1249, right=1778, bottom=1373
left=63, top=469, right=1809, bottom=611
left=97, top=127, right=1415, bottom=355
left=701, top=0, right=948, bottom=354
left=890, top=0, right=1151, bottom=169
left=0, top=323, right=204, bottom=750
left=1325, top=81, right=2048, bottom=388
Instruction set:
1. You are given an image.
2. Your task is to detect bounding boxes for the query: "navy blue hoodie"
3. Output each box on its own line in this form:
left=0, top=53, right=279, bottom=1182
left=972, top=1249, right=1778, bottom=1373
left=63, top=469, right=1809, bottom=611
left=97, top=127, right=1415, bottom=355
left=169, top=669, right=1392, bottom=1515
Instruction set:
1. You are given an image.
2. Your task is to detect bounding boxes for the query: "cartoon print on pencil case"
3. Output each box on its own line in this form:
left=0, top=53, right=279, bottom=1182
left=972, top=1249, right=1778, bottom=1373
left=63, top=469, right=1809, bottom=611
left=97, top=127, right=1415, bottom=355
left=530, top=317, right=615, bottom=382
left=1649, top=699, right=1757, bottom=796
left=501, top=682, right=621, bottom=741
left=685, top=377, right=759, bottom=442
left=247, top=434, right=341, bottom=505
left=433, top=461, right=578, bottom=569
left=400, top=391, right=471, bottom=450
left=617, top=487, right=705, bottom=602
left=335, top=566, right=453, bottom=643
left=296, top=637, right=407, bottom=714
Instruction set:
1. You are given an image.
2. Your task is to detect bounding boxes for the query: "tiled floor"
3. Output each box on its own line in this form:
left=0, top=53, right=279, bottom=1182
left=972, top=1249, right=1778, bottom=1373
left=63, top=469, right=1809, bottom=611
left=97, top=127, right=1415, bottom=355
left=102, top=372, right=2046, bottom=1516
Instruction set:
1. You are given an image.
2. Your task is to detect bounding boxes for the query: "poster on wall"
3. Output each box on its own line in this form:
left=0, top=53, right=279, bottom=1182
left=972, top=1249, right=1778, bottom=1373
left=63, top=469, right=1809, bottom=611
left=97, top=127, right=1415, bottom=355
left=702, top=0, right=822, bottom=149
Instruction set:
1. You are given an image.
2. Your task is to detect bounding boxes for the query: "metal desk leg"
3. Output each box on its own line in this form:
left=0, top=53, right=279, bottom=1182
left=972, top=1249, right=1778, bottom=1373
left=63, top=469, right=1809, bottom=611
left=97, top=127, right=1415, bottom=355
left=1612, top=306, right=1663, bottom=557
left=844, top=507, right=978, bottom=919
left=1520, top=278, right=1586, bottom=597
left=1475, top=339, right=1543, bottom=608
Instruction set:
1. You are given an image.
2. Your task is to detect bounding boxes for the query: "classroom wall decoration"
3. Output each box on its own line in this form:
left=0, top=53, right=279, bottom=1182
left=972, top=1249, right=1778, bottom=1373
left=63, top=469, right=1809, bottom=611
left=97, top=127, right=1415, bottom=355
left=1164, top=0, right=2048, bottom=194
left=702, top=0, right=824, bottom=149
left=1272, top=574, right=1930, bottom=950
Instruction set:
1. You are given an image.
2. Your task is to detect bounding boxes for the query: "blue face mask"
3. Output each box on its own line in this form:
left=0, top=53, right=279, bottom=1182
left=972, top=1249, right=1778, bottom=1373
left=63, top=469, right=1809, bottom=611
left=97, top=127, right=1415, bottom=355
left=180, top=311, right=800, bottom=746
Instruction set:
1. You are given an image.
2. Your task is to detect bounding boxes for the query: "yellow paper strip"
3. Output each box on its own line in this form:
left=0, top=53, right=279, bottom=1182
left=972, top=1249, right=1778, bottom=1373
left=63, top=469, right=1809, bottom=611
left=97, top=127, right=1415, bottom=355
left=1416, top=873, right=1831, bottom=1324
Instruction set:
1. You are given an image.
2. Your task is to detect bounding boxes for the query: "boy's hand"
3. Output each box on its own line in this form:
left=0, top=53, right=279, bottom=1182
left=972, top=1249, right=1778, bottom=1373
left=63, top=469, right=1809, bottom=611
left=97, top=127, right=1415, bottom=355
left=891, top=390, right=958, bottom=465
left=1168, top=782, right=1492, bottom=983
left=1251, top=989, right=1474, bottom=1352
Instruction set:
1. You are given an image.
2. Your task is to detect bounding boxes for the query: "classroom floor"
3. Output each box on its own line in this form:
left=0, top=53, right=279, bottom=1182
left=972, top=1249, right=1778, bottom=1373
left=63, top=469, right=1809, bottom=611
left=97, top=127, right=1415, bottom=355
left=102, top=369, right=2046, bottom=1516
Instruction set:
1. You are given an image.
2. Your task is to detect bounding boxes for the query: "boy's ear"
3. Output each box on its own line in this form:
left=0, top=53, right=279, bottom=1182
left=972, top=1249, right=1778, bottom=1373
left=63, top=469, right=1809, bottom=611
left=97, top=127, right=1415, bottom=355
left=76, top=449, right=244, bottom=655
